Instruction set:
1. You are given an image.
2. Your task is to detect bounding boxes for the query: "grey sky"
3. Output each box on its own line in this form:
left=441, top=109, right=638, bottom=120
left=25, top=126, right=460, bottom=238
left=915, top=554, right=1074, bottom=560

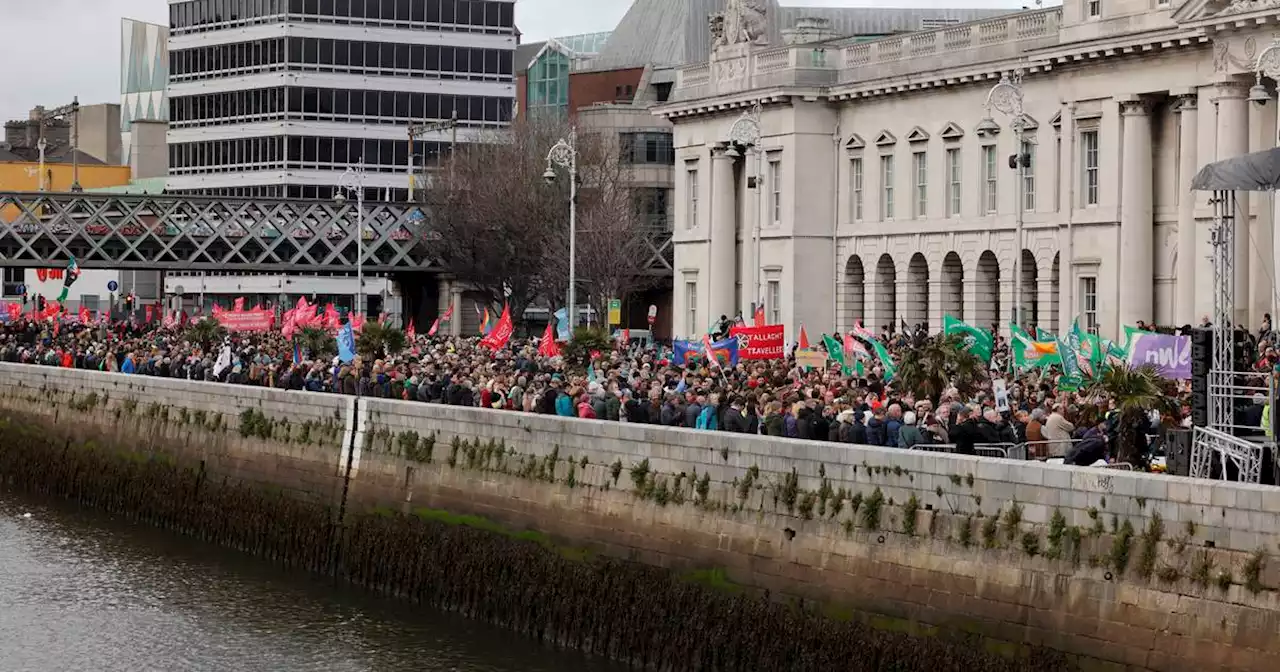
left=0, top=0, right=1032, bottom=129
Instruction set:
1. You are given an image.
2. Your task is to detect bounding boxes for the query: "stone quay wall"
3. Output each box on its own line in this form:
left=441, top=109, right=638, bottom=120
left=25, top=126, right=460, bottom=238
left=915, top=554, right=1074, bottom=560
left=1, top=362, right=1279, bottom=671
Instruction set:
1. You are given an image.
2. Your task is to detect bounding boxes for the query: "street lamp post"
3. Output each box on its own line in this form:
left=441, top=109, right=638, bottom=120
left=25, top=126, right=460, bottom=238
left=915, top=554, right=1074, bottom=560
left=1251, top=40, right=1280, bottom=322
left=980, top=72, right=1030, bottom=332
left=728, top=102, right=764, bottom=317
left=544, top=129, right=578, bottom=329
left=335, top=160, right=367, bottom=319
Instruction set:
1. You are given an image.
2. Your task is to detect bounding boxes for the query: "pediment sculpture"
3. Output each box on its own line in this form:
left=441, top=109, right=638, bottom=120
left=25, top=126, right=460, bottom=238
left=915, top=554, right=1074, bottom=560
left=711, top=0, right=769, bottom=49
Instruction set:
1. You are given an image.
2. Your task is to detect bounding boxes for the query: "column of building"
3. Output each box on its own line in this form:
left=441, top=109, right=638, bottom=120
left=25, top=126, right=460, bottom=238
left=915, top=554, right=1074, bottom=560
left=1249, top=93, right=1277, bottom=327
left=1175, top=92, right=1198, bottom=326
left=1215, top=82, right=1251, bottom=326
left=1036, top=256, right=1055, bottom=334
left=1057, top=105, right=1077, bottom=335
left=739, top=151, right=758, bottom=321
left=709, top=146, right=738, bottom=324
left=1118, top=97, right=1154, bottom=328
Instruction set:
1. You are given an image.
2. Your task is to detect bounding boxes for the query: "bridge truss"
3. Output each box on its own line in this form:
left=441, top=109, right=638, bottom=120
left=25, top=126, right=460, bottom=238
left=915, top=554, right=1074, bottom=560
left=0, top=191, right=674, bottom=276
left=0, top=191, right=434, bottom=273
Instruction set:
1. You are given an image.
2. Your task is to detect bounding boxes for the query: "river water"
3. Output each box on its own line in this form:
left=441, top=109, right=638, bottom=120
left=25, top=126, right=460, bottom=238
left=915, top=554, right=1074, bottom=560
left=0, top=490, right=621, bottom=672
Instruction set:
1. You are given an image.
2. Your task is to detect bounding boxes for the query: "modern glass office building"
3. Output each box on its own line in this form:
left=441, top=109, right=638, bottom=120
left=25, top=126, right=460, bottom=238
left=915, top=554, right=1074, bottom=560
left=164, top=0, right=516, bottom=201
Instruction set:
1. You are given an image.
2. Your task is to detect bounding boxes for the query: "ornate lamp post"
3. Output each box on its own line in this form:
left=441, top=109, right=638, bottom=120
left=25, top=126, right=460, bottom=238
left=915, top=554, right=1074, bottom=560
left=335, top=160, right=367, bottom=318
left=727, top=101, right=764, bottom=315
left=979, top=72, right=1031, bottom=331
left=543, top=129, right=578, bottom=328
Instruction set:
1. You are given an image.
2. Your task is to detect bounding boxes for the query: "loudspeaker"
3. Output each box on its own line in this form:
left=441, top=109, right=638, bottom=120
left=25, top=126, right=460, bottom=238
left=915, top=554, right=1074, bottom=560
left=1164, top=428, right=1191, bottom=477
left=1190, top=328, right=1211, bottom=427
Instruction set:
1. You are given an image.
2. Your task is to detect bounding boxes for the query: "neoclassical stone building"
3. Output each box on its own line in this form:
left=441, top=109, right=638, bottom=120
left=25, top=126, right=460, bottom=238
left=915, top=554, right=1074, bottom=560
left=655, top=0, right=1280, bottom=342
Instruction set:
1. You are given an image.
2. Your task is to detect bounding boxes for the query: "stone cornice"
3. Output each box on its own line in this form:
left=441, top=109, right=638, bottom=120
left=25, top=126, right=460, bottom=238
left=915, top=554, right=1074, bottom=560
left=653, top=91, right=796, bottom=121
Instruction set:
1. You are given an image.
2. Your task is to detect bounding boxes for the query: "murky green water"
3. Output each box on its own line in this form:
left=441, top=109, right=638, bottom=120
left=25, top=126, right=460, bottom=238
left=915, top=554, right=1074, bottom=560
left=0, top=490, right=621, bottom=672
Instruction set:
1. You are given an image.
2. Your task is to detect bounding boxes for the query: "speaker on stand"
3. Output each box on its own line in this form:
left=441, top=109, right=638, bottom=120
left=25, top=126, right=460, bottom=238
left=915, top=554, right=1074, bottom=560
left=1190, top=328, right=1211, bottom=428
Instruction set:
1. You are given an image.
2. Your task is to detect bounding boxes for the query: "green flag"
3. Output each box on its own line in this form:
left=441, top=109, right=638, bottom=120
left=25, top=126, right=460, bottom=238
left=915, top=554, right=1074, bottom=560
left=1010, top=322, right=1056, bottom=369
left=852, top=327, right=896, bottom=382
left=943, top=314, right=993, bottom=361
left=822, top=334, right=851, bottom=376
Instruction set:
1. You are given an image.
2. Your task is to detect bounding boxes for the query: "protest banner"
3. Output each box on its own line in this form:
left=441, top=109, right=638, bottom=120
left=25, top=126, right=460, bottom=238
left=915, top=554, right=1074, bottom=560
left=729, top=324, right=784, bottom=360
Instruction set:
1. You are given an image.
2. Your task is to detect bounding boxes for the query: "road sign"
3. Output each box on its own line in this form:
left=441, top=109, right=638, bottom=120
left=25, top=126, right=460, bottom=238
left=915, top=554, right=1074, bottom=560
left=15, top=284, right=24, bottom=295
left=607, top=298, right=622, bottom=325
left=107, top=280, right=118, bottom=292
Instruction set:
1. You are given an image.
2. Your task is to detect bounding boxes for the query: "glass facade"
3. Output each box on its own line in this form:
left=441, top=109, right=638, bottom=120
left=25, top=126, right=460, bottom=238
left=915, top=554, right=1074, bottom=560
left=170, top=0, right=514, bottom=36
left=171, top=37, right=513, bottom=83
left=166, top=0, right=514, bottom=200
left=121, top=19, right=169, bottom=165
left=522, top=32, right=609, bottom=118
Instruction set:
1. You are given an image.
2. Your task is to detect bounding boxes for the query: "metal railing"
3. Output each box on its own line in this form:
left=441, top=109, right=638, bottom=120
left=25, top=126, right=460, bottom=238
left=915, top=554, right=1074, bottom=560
left=1191, top=425, right=1269, bottom=484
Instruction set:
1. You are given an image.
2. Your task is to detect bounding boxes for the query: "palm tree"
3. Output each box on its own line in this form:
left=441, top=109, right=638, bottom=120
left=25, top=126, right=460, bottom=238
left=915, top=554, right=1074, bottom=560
left=356, top=321, right=407, bottom=359
left=894, top=334, right=985, bottom=404
left=1089, top=364, right=1173, bottom=466
left=298, top=326, right=336, bottom=360
left=185, top=317, right=227, bottom=352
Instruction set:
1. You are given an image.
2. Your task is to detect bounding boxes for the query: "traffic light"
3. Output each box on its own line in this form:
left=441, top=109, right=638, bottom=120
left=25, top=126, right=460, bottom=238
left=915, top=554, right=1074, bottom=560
left=37, top=295, right=45, bottom=312
left=21, top=291, right=28, bottom=305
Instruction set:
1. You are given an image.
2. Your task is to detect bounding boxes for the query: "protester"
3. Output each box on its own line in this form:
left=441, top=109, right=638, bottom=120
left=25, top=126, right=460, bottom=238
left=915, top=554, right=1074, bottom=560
left=0, top=310, right=1214, bottom=473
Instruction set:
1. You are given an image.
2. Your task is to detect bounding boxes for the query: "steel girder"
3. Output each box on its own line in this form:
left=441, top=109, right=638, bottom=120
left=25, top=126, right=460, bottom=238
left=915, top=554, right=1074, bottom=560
left=0, top=191, right=436, bottom=273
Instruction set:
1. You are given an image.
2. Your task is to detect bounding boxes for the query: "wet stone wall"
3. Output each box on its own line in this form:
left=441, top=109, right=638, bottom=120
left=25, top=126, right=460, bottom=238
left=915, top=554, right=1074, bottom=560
left=0, top=364, right=1278, bottom=670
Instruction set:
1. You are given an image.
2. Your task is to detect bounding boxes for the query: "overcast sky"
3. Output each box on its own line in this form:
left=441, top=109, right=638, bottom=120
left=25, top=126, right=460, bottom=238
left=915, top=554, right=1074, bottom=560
left=0, top=0, right=1033, bottom=126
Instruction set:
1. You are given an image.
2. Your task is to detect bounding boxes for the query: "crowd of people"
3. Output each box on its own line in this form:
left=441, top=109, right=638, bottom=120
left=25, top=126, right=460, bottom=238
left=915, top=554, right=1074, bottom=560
left=0, top=312, right=1247, bottom=469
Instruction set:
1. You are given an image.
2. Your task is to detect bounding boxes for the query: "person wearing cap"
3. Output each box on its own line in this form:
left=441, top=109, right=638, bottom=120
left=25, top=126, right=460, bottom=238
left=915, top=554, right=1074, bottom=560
left=897, top=411, right=924, bottom=449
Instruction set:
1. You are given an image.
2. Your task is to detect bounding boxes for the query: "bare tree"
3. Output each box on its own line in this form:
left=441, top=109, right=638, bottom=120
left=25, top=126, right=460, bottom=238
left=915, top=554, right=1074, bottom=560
left=423, top=117, right=662, bottom=324
left=537, top=130, right=663, bottom=323
left=422, top=117, right=566, bottom=319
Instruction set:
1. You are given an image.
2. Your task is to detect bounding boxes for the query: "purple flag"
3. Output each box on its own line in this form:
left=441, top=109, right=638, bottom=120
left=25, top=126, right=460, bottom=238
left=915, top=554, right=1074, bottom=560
left=1128, top=333, right=1191, bottom=379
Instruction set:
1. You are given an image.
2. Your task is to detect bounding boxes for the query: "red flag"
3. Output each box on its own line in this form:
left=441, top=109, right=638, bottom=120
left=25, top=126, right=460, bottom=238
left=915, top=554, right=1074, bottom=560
left=79, top=306, right=91, bottom=325
left=753, top=305, right=766, bottom=327
left=6, top=303, right=20, bottom=321
left=233, top=297, right=245, bottom=311
left=427, top=316, right=442, bottom=336
left=798, top=325, right=810, bottom=349
left=406, top=319, right=416, bottom=340
left=702, top=334, right=721, bottom=368
left=42, top=300, right=61, bottom=321
left=211, top=304, right=224, bottom=317
left=281, top=309, right=297, bottom=339
left=378, top=312, right=388, bottom=326
left=144, top=305, right=154, bottom=322
left=844, top=331, right=868, bottom=360
left=324, top=304, right=340, bottom=330
left=538, top=321, right=560, bottom=357
left=479, top=303, right=514, bottom=351
left=621, top=328, right=630, bottom=346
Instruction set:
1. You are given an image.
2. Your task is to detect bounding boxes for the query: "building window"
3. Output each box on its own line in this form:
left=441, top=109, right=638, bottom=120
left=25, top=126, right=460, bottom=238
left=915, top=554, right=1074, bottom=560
left=686, top=168, right=699, bottom=229
left=1021, top=140, right=1036, bottom=212
left=767, top=279, right=781, bottom=325
left=1080, top=276, right=1098, bottom=333
left=946, top=148, right=961, bottom=217
left=619, top=131, right=674, bottom=164
left=768, top=159, right=781, bottom=224
left=851, top=157, right=864, bottom=222
left=1, top=267, right=22, bottom=297
left=633, top=188, right=670, bottom=230
left=686, top=281, right=698, bottom=336
left=982, top=145, right=998, bottom=214
left=912, top=151, right=927, bottom=219
left=880, top=155, right=895, bottom=221
left=1087, top=0, right=1101, bottom=18
left=1081, top=130, right=1099, bottom=206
